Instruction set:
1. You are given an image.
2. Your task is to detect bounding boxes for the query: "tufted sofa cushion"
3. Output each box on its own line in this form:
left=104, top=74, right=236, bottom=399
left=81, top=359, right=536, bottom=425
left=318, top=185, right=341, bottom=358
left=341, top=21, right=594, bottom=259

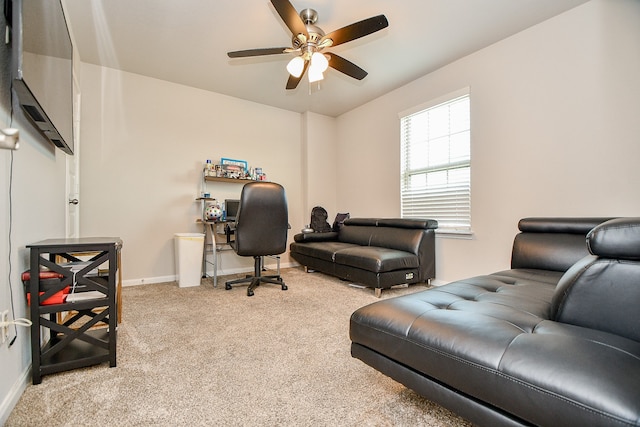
left=350, top=270, right=640, bottom=426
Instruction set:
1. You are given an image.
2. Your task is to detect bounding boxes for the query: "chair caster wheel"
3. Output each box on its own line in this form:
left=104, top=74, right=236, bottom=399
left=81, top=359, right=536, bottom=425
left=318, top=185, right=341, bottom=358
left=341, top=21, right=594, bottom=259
left=282, top=284, right=288, bottom=291
left=247, top=289, right=254, bottom=296
left=225, top=284, right=232, bottom=290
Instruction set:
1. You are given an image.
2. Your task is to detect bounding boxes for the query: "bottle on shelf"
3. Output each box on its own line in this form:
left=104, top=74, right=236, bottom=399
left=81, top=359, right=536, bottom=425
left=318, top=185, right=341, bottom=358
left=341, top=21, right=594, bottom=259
left=200, top=165, right=211, bottom=198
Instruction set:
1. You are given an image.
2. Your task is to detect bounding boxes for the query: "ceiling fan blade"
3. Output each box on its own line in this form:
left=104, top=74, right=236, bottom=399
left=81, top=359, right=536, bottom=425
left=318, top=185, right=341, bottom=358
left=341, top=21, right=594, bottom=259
left=321, top=15, right=388, bottom=47
left=286, top=61, right=309, bottom=90
left=271, top=0, right=308, bottom=37
left=327, top=53, right=368, bottom=80
left=227, top=47, right=289, bottom=58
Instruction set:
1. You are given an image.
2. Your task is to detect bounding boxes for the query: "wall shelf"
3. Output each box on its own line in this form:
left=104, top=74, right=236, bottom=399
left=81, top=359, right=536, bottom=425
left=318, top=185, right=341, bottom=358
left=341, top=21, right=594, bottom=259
left=204, top=176, right=255, bottom=184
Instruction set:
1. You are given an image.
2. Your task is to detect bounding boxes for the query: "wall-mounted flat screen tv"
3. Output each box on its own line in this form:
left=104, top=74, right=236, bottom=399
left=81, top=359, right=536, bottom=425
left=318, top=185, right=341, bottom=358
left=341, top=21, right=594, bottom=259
left=9, top=0, right=74, bottom=155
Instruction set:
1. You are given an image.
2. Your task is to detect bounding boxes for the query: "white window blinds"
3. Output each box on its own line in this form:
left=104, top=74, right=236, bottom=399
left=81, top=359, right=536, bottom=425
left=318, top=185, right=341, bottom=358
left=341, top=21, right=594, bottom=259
left=400, top=92, right=471, bottom=233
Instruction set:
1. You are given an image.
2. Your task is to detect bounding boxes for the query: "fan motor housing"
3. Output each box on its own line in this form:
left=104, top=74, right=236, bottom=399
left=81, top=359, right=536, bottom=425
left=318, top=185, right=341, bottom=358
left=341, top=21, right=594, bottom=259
left=291, top=8, right=325, bottom=49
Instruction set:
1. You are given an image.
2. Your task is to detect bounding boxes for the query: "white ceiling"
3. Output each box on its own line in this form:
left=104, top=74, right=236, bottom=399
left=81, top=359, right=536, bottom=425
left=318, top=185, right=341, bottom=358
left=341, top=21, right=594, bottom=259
left=62, top=0, right=589, bottom=117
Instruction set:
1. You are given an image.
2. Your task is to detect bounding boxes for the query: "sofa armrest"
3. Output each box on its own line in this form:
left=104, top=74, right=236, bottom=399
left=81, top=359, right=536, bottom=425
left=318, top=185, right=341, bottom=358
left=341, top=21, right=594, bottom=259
left=293, top=232, right=339, bottom=243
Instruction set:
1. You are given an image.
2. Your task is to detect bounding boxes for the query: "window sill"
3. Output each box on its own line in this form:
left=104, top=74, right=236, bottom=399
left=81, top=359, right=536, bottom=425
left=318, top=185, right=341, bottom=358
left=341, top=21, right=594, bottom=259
left=435, top=229, right=474, bottom=239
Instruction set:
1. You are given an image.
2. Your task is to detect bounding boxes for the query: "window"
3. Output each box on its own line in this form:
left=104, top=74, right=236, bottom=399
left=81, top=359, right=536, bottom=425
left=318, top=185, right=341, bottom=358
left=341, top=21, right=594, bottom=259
left=400, top=89, right=471, bottom=234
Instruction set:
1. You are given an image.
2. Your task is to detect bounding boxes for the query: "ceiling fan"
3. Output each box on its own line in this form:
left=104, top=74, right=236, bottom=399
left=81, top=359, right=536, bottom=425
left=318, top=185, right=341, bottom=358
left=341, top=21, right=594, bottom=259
left=227, top=0, right=389, bottom=90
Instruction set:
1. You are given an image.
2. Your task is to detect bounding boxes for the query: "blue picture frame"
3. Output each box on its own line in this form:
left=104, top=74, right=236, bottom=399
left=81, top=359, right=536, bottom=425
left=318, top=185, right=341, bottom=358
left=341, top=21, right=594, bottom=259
left=220, top=158, right=248, bottom=173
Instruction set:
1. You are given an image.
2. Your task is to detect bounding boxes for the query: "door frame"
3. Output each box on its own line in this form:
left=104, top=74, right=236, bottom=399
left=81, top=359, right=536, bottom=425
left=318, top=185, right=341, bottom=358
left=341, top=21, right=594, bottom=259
left=65, top=75, right=81, bottom=238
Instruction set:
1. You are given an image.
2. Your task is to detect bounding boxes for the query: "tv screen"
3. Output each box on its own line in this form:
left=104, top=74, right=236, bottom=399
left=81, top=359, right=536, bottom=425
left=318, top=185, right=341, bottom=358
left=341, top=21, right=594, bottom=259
left=11, top=0, right=74, bottom=155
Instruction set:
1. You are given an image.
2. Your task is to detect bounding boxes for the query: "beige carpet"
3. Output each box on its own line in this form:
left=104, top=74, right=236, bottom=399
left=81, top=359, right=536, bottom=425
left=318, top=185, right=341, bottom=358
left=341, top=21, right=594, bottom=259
left=7, top=268, right=472, bottom=426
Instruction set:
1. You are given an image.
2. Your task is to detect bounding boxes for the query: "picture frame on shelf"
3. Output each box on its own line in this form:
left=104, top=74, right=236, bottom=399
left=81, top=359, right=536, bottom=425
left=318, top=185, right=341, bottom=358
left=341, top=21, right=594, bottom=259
left=221, top=158, right=248, bottom=173
left=220, top=164, right=244, bottom=178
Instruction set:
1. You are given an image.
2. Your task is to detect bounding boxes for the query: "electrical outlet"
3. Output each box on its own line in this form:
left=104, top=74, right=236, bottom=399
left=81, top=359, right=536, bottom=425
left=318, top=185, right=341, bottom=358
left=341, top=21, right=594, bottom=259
left=1, top=310, right=9, bottom=344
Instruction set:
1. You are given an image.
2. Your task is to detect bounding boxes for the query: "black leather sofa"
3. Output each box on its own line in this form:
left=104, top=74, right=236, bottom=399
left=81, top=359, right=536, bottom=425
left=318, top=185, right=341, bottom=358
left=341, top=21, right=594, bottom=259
left=290, top=218, right=438, bottom=297
left=350, top=217, right=640, bottom=427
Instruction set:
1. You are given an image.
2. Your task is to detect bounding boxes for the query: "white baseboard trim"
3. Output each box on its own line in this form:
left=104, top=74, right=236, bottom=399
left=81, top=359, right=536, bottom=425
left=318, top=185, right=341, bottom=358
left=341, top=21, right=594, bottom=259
left=0, top=364, right=30, bottom=426
left=121, top=262, right=300, bottom=287
left=430, top=279, right=448, bottom=287
left=122, top=275, right=176, bottom=287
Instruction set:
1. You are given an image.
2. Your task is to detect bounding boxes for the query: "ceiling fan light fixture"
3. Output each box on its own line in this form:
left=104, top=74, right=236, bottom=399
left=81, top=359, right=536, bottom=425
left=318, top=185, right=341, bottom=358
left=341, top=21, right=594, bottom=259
left=286, top=56, right=305, bottom=78
left=311, top=51, right=329, bottom=73
left=308, top=66, right=324, bottom=83
left=227, top=1, right=389, bottom=90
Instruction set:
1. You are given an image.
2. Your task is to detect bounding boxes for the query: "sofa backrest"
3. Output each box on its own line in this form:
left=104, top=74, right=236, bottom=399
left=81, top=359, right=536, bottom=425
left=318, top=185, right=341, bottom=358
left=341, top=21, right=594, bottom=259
left=339, top=218, right=438, bottom=255
left=510, top=217, right=614, bottom=272
left=338, top=218, right=378, bottom=246
left=551, top=217, right=640, bottom=342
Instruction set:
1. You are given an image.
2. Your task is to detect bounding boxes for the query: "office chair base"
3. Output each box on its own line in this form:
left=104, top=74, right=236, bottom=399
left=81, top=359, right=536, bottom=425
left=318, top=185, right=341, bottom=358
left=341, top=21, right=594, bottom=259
left=225, top=275, right=287, bottom=296
left=225, top=255, right=287, bottom=296
left=246, top=277, right=287, bottom=296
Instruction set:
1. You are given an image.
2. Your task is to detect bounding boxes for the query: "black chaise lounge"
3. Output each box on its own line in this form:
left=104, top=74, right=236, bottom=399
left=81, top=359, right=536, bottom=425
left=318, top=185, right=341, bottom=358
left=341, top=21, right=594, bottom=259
left=351, top=217, right=640, bottom=427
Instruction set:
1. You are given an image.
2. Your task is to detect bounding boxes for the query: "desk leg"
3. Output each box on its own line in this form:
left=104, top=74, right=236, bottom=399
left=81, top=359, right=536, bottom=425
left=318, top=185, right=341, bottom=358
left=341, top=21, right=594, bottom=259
left=213, top=240, right=218, bottom=288
left=203, top=222, right=220, bottom=288
left=201, top=223, right=207, bottom=279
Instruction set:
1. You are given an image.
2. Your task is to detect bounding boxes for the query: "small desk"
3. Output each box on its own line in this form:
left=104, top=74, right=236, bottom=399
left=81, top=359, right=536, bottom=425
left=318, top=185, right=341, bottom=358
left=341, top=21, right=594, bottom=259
left=27, top=237, right=122, bottom=384
left=199, top=220, right=234, bottom=287
left=199, top=221, right=282, bottom=288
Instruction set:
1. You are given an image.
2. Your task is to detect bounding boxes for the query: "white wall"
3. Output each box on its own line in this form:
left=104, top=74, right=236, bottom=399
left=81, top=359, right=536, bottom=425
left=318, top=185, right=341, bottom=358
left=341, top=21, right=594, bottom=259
left=1, top=14, right=69, bottom=423
left=301, top=112, right=338, bottom=224
left=336, top=0, right=640, bottom=283
left=78, top=64, right=306, bottom=283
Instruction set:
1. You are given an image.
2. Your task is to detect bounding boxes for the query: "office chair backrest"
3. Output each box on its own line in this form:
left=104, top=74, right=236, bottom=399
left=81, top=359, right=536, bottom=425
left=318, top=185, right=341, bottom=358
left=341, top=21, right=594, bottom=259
left=234, top=182, right=288, bottom=257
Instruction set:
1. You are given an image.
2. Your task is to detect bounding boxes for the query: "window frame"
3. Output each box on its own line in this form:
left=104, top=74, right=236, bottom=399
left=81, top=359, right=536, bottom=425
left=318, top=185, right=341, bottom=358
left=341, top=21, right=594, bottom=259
left=399, top=88, right=472, bottom=237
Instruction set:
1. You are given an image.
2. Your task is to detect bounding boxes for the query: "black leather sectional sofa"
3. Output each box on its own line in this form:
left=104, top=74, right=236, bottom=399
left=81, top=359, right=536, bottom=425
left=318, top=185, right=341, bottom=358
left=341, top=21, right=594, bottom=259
left=290, top=218, right=437, bottom=297
left=350, top=217, right=640, bottom=427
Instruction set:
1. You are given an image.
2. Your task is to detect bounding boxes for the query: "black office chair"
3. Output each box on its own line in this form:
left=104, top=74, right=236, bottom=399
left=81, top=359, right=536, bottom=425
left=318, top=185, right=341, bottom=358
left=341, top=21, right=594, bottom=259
left=224, top=181, right=289, bottom=296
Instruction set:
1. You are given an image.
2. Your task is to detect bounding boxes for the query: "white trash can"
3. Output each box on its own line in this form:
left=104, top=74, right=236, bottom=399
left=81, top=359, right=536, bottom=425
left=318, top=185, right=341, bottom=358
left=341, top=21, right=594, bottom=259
left=174, top=233, right=205, bottom=287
